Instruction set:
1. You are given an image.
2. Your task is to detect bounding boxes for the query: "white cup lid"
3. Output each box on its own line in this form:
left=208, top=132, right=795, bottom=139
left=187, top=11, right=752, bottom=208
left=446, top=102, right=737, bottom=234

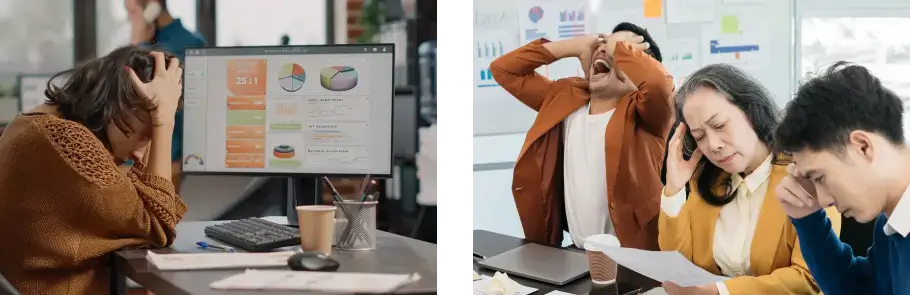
left=584, top=234, right=620, bottom=251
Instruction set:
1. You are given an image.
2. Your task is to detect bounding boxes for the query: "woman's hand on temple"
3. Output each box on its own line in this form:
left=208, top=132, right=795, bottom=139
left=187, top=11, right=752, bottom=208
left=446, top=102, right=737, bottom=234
left=126, top=51, right=183, bottom=125
left=665, top=123, right=703, bottom=196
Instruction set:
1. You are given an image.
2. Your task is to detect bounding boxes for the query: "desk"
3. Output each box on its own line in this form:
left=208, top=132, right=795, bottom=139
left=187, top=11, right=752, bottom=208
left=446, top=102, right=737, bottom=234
left=473, top=230, right=659, bottom=295
left=112, top=221, right=437, bottom=295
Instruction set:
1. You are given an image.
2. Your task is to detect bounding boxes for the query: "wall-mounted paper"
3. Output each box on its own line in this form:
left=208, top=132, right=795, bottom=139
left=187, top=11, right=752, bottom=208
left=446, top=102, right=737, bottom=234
left=644, top=0, right=663, bottom=18
left=663, top=39, right=701, bottom=88
left=702, top=15, right=771, bottom=71
left=666, top=0, right=715, bottom=24
left=721, top=15, right=740, bottom=34
left=517, top=0, right=590, bottom=80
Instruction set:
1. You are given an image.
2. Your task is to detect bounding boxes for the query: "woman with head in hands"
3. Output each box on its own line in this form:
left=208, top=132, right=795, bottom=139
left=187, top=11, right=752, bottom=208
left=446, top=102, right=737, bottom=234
left=658, top=64, right=841, bottom=295
left=0, top=47, right=187, bottom=295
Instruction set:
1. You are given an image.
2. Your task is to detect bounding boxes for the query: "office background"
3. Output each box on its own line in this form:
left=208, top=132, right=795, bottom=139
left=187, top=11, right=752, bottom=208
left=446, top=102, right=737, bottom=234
left=473, top=0, right=910, bottom=245
left=0, top=0, right=438, bottom=242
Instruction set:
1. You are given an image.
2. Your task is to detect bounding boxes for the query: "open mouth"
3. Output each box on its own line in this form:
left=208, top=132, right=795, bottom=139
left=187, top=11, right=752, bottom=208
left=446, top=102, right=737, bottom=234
left=591, top=50, right=611, bottom=77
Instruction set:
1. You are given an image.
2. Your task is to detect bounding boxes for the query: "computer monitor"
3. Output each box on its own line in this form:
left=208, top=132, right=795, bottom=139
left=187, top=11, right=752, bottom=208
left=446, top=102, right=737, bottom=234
left=181, top=44, right=395, bottom=177
left=16, top=74, right=60, bottom=112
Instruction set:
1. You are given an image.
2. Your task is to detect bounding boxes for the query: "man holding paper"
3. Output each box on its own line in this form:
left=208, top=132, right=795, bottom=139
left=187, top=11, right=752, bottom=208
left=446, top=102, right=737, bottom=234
left=774, top=62, right=910, bottom=295
left=489, top=23, right=674, bottom=249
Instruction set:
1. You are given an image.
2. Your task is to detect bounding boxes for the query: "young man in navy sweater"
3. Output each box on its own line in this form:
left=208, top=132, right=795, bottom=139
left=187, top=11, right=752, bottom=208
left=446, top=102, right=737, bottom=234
left=773, top=62, right=910, bottom=295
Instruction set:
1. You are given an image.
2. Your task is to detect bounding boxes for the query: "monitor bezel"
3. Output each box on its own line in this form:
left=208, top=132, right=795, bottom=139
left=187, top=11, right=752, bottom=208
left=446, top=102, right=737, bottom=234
left=179, top=43, right=396, bottom=178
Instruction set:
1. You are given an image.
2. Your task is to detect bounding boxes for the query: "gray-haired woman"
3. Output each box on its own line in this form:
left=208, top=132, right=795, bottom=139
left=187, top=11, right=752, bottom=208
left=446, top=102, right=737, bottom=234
left=656, top=64, right=841, bottom=295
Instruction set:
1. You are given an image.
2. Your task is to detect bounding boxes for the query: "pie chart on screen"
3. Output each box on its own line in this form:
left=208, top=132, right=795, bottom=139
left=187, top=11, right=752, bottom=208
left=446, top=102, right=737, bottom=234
left=320, top=66, right=359, bottom=91
left=278, top=63, right=306, bottom=92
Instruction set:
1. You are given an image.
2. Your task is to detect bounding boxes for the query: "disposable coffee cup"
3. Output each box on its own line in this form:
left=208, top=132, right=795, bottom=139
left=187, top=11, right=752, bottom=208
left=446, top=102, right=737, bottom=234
left=584, top=234, right=621, bottom=285
left=296, top=205, right=336, bottom=255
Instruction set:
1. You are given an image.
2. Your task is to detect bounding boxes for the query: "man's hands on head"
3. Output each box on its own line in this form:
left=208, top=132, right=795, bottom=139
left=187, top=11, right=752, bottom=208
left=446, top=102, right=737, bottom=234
left=605, top=31, right=650, bottom=56
left=775, top=163, right=824, bottom=219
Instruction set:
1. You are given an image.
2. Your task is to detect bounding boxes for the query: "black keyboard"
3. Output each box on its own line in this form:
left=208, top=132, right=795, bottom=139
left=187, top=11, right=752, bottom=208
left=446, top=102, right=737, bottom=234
left=204, top=218, right=301, bottom=252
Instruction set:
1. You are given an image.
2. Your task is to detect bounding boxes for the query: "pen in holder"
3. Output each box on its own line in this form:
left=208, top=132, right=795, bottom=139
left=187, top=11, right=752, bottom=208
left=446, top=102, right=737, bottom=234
left=333, top=201, right=378, bottom=250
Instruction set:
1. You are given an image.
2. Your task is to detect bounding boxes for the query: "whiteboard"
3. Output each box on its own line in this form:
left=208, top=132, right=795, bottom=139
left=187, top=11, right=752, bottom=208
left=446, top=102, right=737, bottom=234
left=472, top=0, right=795, bottom=137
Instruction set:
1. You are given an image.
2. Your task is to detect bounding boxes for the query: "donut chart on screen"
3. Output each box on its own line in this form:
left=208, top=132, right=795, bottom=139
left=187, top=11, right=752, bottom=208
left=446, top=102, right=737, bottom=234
left=278, top=63, right=306, bottom=92
left=319, top=66, right=359, bottom=91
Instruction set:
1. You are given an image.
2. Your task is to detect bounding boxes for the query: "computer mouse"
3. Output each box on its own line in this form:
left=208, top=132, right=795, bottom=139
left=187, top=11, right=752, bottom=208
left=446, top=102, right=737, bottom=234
left=287, top=252, right=340, bottom=272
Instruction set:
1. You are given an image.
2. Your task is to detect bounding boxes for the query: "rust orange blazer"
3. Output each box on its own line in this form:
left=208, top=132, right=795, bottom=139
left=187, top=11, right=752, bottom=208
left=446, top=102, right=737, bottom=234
left=659, top=164, right=842, bottom=294
left=489, top=39, right=675, bottom=248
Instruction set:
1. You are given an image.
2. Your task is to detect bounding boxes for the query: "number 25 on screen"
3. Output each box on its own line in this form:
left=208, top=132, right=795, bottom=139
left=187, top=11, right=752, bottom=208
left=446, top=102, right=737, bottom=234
left=236, top=77, right=259, bottom=85
left=227, top=59, right=267, bottom=96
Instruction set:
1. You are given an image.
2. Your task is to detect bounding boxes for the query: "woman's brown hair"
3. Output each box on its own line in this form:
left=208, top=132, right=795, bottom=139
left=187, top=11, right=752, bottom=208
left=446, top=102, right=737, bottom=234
left=44, top=46, right=176, bottom=149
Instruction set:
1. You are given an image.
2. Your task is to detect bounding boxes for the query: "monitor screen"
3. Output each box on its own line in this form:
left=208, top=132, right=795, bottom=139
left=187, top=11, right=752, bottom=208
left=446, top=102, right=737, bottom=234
left=17, top=74, right=59, bottom=111
left=181, top=44, right=395, bottom=176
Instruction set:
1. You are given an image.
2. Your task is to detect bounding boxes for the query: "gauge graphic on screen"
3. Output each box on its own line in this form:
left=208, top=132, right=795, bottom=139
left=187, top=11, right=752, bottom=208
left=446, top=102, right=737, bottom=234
left=319, top=66, right=358, bottom=91
left=278, top=63, right=306, bottom=92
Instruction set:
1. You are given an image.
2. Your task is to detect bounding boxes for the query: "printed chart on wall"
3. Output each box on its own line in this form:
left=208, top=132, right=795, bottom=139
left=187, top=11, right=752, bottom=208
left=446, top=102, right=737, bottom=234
left=518, top=0, right=590, bottom=80
left=474, top=30, right=519, bottom=89
left=664, top=39, right=700, bottom=88
left=701, top=14, right=771, bottom=71
left=224, top=58, right=372, bottom=171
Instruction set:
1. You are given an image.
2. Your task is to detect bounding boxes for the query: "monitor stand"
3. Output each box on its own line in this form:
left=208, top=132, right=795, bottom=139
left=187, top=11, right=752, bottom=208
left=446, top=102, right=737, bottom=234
left=284, top=177, right=322, bottom=226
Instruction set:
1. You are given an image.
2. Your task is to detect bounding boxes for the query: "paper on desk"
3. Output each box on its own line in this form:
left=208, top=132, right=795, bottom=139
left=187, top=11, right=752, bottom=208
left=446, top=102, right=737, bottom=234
left=642, top=287, right=669, bottom=295
left=146, top=251, right=295, bottom=270
left=544, top=291, right=573, bottom=295
left=599, top=247, right=728, bottom=287
left=473, top=272, right=537, bottom=295
left=210, top=269, right=421, bottom=293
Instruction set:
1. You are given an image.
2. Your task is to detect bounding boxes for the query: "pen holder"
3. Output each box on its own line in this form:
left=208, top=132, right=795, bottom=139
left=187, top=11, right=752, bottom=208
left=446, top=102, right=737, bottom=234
left=334, top=201, right=378, bottom=250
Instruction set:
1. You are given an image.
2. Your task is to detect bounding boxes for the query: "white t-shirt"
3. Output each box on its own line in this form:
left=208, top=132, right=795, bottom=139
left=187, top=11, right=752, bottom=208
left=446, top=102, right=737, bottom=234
left=563, top=102, right=615, bottom=247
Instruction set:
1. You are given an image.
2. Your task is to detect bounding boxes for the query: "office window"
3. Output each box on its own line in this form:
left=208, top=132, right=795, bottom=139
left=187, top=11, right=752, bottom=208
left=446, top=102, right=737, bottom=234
left=0, top=0, right=74, bottom=123
left=97, top=0, right=197, bottom=56
left=216, top=0, right=326, bottom=46
left=800, top=17, right=910, bottom=100
left=801, top=16, right=910, bottom=142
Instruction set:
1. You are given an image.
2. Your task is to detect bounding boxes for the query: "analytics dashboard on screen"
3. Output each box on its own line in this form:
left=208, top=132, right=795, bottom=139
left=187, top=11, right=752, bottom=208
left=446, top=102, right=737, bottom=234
left=181, top=45, right=394, bottom=176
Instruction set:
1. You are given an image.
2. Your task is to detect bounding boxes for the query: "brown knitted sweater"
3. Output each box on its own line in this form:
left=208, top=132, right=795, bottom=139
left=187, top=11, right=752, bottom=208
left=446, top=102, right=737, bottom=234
left=0, top=113, right=187, bottom=295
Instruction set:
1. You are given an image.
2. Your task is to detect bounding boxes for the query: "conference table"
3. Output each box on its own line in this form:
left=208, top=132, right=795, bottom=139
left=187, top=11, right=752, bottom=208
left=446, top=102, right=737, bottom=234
left=473, top=230, right=660, bottom=295
left=111, top=221, right=437, bottom=295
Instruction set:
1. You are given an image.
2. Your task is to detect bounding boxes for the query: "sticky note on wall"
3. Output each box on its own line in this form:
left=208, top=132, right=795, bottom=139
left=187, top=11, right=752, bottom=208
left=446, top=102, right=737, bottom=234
left=644, top=0, right=662, bottom=18
left=721, top=15, right=739, bottom=34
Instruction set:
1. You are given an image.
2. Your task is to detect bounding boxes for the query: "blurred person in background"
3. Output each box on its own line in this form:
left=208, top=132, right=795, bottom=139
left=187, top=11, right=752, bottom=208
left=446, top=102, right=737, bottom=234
left=126, top=0, right=206, bottom=192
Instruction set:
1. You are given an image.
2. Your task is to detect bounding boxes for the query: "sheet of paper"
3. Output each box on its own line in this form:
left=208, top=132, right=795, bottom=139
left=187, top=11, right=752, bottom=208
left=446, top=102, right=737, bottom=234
left=545, top=291, right=574, bottom=295
left=146, top=251, right=295, bottom=270
left=701, top=15, right=772, bottom=71
left=473, top=274, right=537, bottom=295
left=517, top=0, right=590, bottom=80
left=210, top=269, right=421, bottom=292
left=663, top=38, right=701, bottom=87
left=473, top=270, right=482, bottom=281
left=599, top=247, right=728, bottom=287
left=666, top=0, right=715, bottom=24
left=474, top=30, right=520, bottom=89
left=643, top=287, right=670, bottom=295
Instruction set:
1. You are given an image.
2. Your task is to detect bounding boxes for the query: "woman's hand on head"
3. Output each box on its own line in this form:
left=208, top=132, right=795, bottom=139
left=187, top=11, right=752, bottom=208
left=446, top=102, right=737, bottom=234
left=665, top=123, right=703, bottom=196
left=126, top=51, right=183, bottom=126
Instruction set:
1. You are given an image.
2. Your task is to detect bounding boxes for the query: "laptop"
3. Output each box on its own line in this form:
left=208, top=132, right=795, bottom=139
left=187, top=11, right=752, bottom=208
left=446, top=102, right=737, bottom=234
left=477, top=243, right=590, bottom=285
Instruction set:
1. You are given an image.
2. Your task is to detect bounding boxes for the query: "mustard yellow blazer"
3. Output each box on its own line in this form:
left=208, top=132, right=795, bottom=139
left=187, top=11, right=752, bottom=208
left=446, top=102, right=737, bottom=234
left=658, top=164, right=842, bottom=295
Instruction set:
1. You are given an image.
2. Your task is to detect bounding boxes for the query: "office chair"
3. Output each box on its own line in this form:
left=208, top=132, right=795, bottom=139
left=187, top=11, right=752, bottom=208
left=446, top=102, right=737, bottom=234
left=0, top=272, right=20, bottom=295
